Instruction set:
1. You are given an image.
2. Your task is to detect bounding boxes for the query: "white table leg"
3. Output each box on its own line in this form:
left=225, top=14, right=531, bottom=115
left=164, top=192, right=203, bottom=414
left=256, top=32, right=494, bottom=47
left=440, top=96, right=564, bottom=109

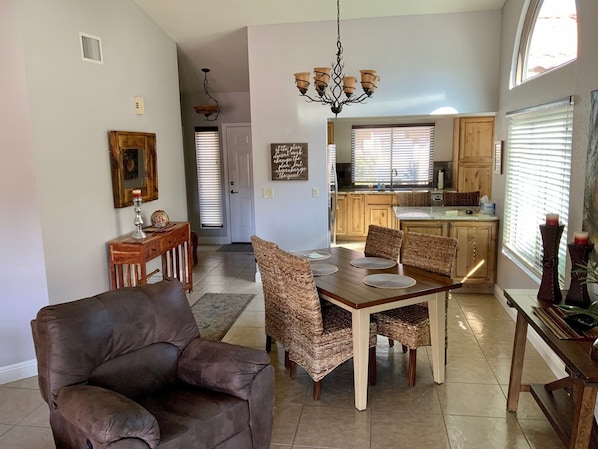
left=352, top=308, right=371, bottom=411
left=428, top=292, right=446, bottom=384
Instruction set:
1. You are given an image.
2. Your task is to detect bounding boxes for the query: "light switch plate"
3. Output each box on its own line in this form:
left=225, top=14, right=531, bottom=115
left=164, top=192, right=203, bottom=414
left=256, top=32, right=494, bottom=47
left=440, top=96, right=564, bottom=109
left=312, top=187, right=319, bottom=198
left=134, top=96, right=145, bottom=115
left=263, top=187, right=274, bottom=198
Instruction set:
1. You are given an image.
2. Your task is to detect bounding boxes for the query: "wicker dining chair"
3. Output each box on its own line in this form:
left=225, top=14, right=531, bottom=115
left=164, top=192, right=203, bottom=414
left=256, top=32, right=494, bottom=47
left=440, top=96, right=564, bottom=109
left=374, top=232, right=458, bottom=387
left=251, top=235, right=291, bottom=368
left=276, top=247, right=378, bottom=400
left=364, top=225, right=403, bottom=261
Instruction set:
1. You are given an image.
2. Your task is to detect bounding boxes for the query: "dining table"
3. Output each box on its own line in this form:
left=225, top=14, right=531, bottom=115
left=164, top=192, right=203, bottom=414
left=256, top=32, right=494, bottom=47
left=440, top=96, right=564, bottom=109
left=309, top=246, right=463, bottom=411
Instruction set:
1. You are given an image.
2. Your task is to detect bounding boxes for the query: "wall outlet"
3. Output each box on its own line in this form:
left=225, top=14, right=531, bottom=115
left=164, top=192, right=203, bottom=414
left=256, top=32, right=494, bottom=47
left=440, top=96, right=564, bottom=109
left=263, top=187, right=274, bottom=198
left=312, top=187, right=319, bottom=198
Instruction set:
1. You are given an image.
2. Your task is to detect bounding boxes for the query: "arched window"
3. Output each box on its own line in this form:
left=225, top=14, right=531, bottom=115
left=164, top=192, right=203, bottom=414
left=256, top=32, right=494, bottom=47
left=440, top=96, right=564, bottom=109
left=514, top=0, right=577, bottom=86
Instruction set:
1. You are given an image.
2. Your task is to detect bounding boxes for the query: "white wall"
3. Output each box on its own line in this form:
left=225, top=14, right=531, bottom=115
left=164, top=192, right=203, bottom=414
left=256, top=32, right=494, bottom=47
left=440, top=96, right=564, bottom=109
left=248, top=11, right=501, bottom=251
left=0, top=0, right=187, bottom=377
left=493, top=0, right=598, bottom=292
left=0, top=0, right=49, bottom=376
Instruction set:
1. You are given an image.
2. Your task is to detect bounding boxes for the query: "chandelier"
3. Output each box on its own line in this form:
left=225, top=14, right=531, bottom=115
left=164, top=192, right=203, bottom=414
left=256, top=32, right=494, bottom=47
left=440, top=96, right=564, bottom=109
left=194, top=68, right=220, bottom=121
left=293, top=0, right=379, bottom=116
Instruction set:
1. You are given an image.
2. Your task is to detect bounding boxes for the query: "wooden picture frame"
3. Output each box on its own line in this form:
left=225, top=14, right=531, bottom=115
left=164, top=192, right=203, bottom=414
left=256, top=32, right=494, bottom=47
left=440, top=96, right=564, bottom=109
left=270, top=143, right=308, bottom=181
left=109, top=131, right=158, bottom=208
left=494, top=140, right=504, bottom=174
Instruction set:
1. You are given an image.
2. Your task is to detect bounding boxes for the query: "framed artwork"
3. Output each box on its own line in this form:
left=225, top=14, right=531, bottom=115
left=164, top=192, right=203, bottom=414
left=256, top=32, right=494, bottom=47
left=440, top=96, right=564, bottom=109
left=270, top=143, right=308, bottom=181
left=494, top=140, right=504, bottom=174
left=109, top=130, right=158, bottom=208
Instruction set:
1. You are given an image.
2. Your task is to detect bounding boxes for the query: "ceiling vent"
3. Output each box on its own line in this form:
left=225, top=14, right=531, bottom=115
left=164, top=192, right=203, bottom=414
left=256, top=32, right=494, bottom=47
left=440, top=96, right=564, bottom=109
left=80, top=32, right=103, bottom=64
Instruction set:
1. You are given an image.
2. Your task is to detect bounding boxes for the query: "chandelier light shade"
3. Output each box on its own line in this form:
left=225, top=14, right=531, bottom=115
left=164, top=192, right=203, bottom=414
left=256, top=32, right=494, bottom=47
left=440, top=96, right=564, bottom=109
left=293, top=0, right=379, bottom=116
left=194, top=68, right=220, bottom=121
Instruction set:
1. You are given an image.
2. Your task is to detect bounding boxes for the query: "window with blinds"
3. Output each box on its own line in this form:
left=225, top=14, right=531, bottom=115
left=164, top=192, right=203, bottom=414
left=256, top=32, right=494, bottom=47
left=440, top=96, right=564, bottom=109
left=195, top=127, right=223, bottom=228
left=351, top=125, right=434, bottom=187
left=503, top=98, right=574, bottom=285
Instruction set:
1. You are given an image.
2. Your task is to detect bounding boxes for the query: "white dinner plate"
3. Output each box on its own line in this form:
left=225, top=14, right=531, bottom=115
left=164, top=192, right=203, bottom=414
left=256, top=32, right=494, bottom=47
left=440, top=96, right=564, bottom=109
left=362, top=274, right=416, bottom=289
left=350, top=257, right=397, bottom=269
left=311, top=263, right=338, bottom=276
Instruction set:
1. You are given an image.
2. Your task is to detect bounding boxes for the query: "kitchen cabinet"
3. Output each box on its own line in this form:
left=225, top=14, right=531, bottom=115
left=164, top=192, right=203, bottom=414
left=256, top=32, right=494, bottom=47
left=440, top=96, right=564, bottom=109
left=399, top=218, right=498, bottom=293
left=366, top=193, right=397, bottom=230
left=333, top=193, right=347, bottom=236
left=348, top=193, right=366, bottom=237
left=335, top=192, right=397, bottom=240
left=452, top=116, right=495, bottom=198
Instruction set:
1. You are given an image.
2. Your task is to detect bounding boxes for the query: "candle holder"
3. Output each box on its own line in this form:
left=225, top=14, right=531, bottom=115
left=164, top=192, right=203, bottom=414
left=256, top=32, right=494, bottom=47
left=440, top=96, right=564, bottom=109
left=565, top=242, right=594, bottom=307
left=131, top=197, right=147, bottom=239
left=537, top=224, right=564, bottom=302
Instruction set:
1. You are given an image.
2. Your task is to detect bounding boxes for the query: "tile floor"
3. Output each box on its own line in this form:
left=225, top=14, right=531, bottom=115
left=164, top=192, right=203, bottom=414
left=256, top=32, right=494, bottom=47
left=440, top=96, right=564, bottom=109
left=0, top=243, right=565, bottom=449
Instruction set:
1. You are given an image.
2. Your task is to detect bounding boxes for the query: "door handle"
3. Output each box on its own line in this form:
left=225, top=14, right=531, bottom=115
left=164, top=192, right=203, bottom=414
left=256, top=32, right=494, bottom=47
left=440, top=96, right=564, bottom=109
left=230, top=190, right=239, bottom=194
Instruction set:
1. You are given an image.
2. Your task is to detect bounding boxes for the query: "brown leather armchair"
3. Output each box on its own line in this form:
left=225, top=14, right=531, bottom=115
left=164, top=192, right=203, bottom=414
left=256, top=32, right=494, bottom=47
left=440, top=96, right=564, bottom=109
left=31, top=279, right=274, bottom=449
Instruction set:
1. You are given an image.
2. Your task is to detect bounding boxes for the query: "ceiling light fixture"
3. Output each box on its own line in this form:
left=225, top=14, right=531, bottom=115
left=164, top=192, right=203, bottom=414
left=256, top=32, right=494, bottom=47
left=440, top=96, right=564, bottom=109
left=194, top=68, right=220, bottom=121
left=293, top=0, right=379, bottom=117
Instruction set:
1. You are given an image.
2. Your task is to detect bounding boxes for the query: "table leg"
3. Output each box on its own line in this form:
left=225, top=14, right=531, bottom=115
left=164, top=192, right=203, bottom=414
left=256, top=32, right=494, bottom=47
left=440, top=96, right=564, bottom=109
left=569, top=380, right=596, bottom=449
left=428, top=292, right=446, bottom=384
left=352, top=309, right=371, bottom=411
left=507, top=312, right=528, bottom=411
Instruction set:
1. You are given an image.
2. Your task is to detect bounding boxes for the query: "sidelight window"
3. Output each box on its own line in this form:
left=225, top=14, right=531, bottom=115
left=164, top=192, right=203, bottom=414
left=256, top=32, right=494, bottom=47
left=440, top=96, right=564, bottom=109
left=195, top=127, right=224, bottom=228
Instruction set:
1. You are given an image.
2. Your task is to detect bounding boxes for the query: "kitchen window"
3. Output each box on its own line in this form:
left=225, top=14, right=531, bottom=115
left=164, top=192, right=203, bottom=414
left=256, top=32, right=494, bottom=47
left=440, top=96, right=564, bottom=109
left=195, top=127, right=224, bottom=228
left=503, top=98, right=573, bottom=285
left=351, top=124, right=435, bottom=188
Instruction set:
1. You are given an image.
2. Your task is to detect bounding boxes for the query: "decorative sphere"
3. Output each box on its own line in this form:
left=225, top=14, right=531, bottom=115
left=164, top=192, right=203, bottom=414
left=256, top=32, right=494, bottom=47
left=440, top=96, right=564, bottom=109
left=150, top=210, right=169, bottom=228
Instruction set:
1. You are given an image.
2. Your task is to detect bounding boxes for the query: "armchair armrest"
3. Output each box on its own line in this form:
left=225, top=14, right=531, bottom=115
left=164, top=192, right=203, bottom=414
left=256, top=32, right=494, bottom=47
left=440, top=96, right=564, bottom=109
left=177, top=338, right=271, bottom=400
left=56, top=385, right=160, bottom=448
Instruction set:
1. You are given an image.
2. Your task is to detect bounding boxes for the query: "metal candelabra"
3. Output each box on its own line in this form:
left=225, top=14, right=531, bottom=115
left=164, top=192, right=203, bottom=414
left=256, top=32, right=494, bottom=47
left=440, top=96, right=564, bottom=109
left=131, top=197, right=147, bottom=239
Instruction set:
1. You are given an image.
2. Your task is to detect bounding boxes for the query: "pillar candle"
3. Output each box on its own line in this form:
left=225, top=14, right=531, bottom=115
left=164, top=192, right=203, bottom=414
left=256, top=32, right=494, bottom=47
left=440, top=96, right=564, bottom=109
left=132, top=189, right=142, bottom=199
left=574, top=231, right=589, bottom=245
left=545, top=213, right=559, bottom=226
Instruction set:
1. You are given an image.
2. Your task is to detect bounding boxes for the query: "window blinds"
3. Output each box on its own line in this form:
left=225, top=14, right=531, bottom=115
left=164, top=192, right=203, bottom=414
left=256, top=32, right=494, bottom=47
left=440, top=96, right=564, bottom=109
left=503, top=98, right=573, bottom=284
left=195, top=127, right=224, bottom=228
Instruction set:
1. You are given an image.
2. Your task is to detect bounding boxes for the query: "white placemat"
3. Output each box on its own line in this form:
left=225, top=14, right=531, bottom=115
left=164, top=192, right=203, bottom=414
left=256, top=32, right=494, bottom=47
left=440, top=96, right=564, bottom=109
left=293, top=250, right=331, bottom=261
left=311, top=263, right=338, bottom=276
left=350, top=257, right=397, bottom=269
left=363, top=274, right=416, bottom=289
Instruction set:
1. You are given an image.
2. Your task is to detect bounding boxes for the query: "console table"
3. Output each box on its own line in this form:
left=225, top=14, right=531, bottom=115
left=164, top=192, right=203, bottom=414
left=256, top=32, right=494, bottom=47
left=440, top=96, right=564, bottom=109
left=505, top=289, right=598, bottom=449
left=108, top=222, right=193, bottom=292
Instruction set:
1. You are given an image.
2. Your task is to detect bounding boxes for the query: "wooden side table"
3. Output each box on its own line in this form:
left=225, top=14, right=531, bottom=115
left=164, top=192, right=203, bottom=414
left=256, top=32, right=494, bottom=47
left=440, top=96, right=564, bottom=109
left=108, top=222, right=193, bottom=292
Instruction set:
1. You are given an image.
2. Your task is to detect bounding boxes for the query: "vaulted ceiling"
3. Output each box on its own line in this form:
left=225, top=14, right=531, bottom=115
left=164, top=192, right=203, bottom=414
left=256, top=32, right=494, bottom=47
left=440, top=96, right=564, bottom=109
left=133, top=0, right=506, bottom=96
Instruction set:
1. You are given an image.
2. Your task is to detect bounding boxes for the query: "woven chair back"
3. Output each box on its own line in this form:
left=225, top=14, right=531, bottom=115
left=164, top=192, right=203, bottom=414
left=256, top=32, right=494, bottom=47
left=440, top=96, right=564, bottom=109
left=364, top=225, right=403, bottom=260
left=275, top=248, right=324, bottom=337
left=401, top=232, right=458, bottom=277
left=396, top=191, right=431, bottom=207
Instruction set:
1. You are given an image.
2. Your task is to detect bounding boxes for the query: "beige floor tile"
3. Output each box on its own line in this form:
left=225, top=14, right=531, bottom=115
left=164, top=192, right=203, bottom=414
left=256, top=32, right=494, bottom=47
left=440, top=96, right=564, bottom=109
left=444, top=415, right=531, bottom=449
left=0, top=425, right=54, bottom=449
left=467, top=317, right=516, bottom=339
left=445, top=355, right=498, bottom=384
left=233, top=310, right=265, bottom=327
left=293, top=405, right=370, bottom=449
left=437, top=382, right=508, bottom=417
left=0, top=426, right=10, bottom=438
left=0, top=388, right=45, bottom=426
left=271, top=402, right=303, bottom=446
left=2, top=377, right=39, bottom=390
left=518, top=419, right=565, bottom=449
left=17, top=404, right=49, bottom=428
left=370, top=409, right=450, bottom=449
left=221, top=326, right=267, bottom=349
left=369, top=379, right=442, bottom=413
left=497, top=385, right=548, bottom=420
left=488, top=357, right=558, bottom=385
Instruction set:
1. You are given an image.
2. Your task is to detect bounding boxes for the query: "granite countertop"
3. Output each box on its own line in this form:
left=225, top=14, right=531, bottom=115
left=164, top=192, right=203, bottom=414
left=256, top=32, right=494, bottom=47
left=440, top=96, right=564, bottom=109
left=394, top=206, right=499, bottom=221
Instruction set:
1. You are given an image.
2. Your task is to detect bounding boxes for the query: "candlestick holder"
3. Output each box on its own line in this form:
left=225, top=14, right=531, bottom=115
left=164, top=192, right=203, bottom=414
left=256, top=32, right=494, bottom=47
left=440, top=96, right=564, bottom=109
left=565, top=242, right=594, bottom=307
left=537, top=224, right=564, bottom=302
left=131, top=197, right=147, bottom=239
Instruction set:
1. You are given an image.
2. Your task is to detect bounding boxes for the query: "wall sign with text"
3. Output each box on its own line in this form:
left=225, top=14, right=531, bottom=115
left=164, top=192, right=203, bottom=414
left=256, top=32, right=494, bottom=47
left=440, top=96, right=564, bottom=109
left=270, top=143, right=308, bottom=181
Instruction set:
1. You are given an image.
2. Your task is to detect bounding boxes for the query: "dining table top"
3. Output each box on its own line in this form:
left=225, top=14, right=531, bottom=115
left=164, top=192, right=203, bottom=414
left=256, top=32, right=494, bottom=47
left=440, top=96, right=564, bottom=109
left=311, top=246, right=462, bottom=310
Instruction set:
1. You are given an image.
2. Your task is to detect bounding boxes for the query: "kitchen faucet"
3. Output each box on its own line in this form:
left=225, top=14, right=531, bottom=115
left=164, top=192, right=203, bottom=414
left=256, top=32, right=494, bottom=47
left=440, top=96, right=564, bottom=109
left=390, top=168, right=398, bottom=191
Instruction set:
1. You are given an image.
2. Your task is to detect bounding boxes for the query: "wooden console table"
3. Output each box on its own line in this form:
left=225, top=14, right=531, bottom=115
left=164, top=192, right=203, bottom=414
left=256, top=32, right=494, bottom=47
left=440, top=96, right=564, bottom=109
left=108, top=222, right=193, bottom=292
left=505, top=289, right=598, bottom=449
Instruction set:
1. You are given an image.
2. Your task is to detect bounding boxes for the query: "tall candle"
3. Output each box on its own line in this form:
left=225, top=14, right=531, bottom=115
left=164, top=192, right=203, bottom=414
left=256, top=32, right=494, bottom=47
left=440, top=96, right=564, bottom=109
left=132, top=189, right=141, bottom=199
left=574, top=231, right=589, bottom=245
left=545, top=213, right=559, bottom=226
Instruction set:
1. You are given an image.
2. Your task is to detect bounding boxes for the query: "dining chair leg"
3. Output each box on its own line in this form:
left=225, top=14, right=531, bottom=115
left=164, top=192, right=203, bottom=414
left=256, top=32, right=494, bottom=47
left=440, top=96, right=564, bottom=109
left=402, top=344, right=408, bottom=353
left=408, top=348, right=417, bottom=387
left=266, top=335, right=272, bottom=353
left=284, top=350, right=290, bottom=369
left=313, top=381, right=321, bottom=400
left=368, top=346, right=377, bottom=386
left=289, top=361, right=297, bottom=379
left=388, top=338, right=394, bottom=347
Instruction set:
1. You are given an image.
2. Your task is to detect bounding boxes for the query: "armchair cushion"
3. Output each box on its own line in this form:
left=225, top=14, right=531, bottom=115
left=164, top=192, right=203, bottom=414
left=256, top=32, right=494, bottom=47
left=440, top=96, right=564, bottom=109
left=178, top=338, right=271, bottom=400
left=57, top=385, right=160, bottom=448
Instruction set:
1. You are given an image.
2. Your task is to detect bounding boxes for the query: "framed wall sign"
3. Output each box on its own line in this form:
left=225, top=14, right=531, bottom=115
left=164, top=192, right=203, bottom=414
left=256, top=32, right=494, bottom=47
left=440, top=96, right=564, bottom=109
left=494, top=140, right=504, bottom=174
left=271, top=143, right=308, bottom=181
left=109, top=130, right=158, bottom=208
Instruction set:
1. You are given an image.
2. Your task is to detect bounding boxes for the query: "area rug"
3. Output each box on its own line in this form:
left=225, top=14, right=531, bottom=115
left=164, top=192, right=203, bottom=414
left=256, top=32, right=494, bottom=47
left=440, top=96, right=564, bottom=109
left=191, top=293, right=255, bottom=341
left=216, top=243, right=254, bottom=253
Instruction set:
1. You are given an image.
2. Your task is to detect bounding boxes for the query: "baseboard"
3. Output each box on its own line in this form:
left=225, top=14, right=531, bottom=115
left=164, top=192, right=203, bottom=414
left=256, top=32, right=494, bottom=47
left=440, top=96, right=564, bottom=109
left=0, top=359, right=38, bottom=385
left=493, top=285, right=567, bottom=378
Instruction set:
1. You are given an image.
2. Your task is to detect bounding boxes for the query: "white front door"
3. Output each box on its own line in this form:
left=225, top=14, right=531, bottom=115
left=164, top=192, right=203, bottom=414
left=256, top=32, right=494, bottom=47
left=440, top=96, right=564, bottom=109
left=225, top=124, right=254, bottom=242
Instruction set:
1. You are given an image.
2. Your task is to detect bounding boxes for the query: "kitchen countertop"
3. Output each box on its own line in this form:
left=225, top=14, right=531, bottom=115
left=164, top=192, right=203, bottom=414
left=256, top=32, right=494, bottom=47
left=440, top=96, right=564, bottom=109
left=394, top=206, right=498, bottom=221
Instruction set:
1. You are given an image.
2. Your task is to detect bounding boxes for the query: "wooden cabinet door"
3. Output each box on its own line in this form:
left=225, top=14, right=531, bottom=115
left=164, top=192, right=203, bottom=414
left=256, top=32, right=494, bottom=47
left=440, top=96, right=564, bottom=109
left=449, top=221, right=497, bottom=285
left=348, top=194, right=366, bottom=236
left=457, top=163, right=492, bottom=198
left=335, top=194, right=347, bottom=236
left=367, top=205, right=393, bottom=229
left=400, top=221, right=448, bottom=236
left=457, top=117, right=495, bottom=161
